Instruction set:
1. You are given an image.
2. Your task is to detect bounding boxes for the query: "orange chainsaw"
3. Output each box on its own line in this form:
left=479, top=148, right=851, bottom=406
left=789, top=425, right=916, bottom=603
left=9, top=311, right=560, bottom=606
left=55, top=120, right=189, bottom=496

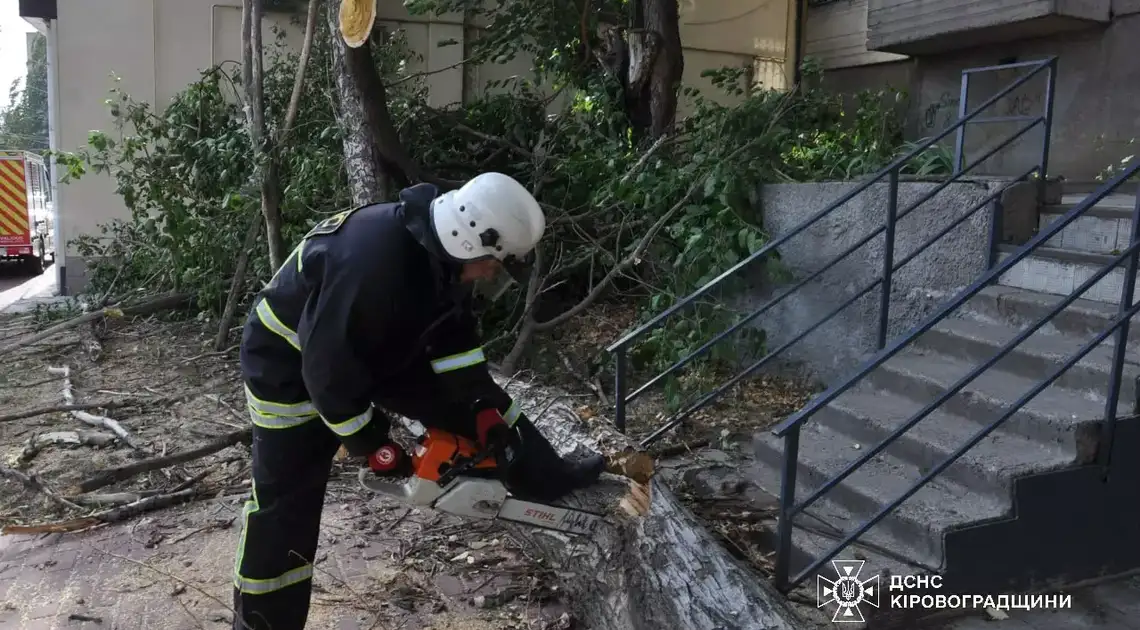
left=357, top=408, right=605, bottom=536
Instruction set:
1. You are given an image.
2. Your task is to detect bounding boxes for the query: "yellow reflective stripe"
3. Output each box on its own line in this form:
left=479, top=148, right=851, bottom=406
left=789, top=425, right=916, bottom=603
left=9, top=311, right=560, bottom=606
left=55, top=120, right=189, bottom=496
left=322, top=407, right=372, bottom=437
left=244, top=386, right=315, bottom=417
left=235, top=564, right=314, bottom=595
left=233, top=480, right=258, bottom=589
left=267, top=240, right=305, bottom=287
left=503, top=401, right=521, bottom=427
left=233, top=478, right=315, bottom=594
left=247, top=406, right=315, bottom=429
left=255, top=298, right=301, bottom=351
left=431, top=348, right=486, bottom=373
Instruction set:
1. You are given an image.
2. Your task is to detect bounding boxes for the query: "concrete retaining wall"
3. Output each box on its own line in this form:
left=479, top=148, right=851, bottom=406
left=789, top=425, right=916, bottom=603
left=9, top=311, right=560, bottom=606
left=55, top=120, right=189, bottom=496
left=740, top=179, right=1005, bottom=383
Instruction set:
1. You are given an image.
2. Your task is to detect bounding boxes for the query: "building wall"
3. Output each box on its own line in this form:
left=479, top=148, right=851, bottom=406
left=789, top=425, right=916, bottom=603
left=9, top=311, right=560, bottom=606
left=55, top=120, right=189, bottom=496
left=803, top=0, right=907, bottom=69
left=811, top=4, right=1140, bottom=184
left=46, top=0, right=800, bottom=294
left=678, top=0, right=798, bottom=109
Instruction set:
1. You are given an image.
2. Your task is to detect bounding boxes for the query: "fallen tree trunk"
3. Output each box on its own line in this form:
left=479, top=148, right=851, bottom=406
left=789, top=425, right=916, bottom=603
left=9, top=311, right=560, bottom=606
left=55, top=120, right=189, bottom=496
left=488, top=375, right=804, bottom=630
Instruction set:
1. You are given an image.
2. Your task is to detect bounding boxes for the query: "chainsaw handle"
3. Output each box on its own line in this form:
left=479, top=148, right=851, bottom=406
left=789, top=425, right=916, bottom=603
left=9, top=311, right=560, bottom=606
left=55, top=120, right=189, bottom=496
left=474, top=406, right=509, bottom=448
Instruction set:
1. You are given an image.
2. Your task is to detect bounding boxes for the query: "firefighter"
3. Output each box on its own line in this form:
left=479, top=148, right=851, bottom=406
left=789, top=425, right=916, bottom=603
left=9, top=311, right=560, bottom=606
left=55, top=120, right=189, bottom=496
left=233, top=172, right=605, bottom=630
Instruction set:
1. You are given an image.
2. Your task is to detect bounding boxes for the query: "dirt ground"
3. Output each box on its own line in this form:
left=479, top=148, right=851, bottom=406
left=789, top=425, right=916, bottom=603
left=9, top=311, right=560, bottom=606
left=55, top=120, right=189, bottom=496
left=0, top=303, right=826, bottom=630
left=0, top=309, right=573, bottom=630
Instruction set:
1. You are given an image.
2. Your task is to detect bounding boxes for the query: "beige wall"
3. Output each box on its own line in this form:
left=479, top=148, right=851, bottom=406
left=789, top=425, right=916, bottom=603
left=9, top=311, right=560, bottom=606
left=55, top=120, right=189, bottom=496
left=47, top=0, right=800, bottom=293
left=678, top=0, right=798, bottom=111
left=50, top=0, right=306, bottom=292
left=804, top=0, right=907, bottom=69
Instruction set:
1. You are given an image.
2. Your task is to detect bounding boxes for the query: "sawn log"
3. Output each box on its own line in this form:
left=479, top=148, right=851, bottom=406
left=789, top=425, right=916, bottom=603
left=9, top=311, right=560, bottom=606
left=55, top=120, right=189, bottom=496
left=491, top=375, right=805, bottom=630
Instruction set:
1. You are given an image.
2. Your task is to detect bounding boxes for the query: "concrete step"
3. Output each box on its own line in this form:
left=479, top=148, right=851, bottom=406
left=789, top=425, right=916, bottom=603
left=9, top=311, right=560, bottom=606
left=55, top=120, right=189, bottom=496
left=1063, top=181, right=1138, bottom=196
left=1039, top=195, right=1137, bottom=255
left=866, top=349, right=1107, bottom=455
left=996, top=245, right=1139, bottom=304
left=743, top=453, right=930, bottom=587
left=963, top=284, right=1140, bottom=349
left=913, top=315, right=1140, bottom=408
left=752, top=422, right=1009, bottom=568
left=816, top=387, right=1074, bottom=500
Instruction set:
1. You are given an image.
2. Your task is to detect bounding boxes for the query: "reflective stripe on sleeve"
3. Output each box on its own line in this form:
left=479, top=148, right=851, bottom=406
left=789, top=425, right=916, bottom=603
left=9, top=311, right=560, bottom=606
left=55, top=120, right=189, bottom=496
left=255, top=298, right=301, bottom=351
left=322, top=407, right=373, bottom=437
left=430, top=348, right=486, bottom=374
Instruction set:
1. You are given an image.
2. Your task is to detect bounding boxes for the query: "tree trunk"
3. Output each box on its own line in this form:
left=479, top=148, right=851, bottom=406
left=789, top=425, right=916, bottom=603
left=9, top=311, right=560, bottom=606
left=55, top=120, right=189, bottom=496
left=327, top=5, right=421, bottom=203
left=621, top=0, right=683, bottom=140
left=489, top=375, right=805, bottom=630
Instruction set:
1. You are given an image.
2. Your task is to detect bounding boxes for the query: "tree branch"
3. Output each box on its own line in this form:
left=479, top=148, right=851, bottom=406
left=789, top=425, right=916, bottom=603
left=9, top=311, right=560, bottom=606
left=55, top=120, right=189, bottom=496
left=213, top=211, right=263, bottom=350
left=533, top=176, right=698, bottom=332
left=278, top=0, right=322, bottom=144
left=240, top=0, right=254, bottom=129
left=385, top=56, right=474, bottom=88
left=499, top=244, right=545, bottom=373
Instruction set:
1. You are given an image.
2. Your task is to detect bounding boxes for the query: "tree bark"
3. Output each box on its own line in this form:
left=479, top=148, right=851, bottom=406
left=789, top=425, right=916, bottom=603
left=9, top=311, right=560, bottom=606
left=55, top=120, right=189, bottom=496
left=327, top=4, right=422, bottom=204
left=611, top=0, right=683, bottom=140
left=641, top=0, right=683, bottom=139
left=484, top=375, right=805, bottom=630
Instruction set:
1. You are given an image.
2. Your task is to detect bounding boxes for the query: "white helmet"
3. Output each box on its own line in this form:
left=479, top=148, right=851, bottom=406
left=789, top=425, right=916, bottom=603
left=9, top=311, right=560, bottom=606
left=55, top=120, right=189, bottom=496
left=430, top=172, right=545, bottom=272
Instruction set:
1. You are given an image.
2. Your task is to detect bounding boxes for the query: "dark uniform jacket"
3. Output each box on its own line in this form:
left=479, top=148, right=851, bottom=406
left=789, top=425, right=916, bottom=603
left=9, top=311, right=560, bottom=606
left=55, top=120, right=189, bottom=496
left=238, top=184, right=520, bottom=457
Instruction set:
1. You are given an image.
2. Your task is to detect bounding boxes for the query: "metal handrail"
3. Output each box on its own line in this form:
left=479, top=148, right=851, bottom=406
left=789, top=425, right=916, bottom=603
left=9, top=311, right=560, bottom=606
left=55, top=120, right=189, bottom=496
left=772, top=161, right=1134, bottom=436
left=609, top=57, right=1056, bottom=354
left=607, top=56, right=1058, bottom=433
left=637, top=164, right=1040, bottom=447
left=772, top=160, right=1140, bottom=590
left=625, top=123, right=1045, bottom=408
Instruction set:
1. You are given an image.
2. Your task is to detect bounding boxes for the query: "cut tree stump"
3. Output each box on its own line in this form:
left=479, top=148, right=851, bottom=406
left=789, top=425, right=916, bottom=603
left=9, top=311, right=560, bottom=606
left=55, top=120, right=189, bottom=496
left=484, top=376, right=805, bottom=630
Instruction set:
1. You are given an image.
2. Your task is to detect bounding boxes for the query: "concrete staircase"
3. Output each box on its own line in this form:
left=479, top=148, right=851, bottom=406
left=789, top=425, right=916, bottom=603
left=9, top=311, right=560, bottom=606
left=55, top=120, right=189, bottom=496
left=998, top=193, right=1139, bottom=303
left=747, top=191, right=1140, bottom=612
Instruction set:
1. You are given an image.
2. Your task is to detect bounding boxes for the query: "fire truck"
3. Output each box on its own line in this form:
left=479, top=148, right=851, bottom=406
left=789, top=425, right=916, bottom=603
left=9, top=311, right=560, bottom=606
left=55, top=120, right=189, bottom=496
left=0, top=150, right=53, bottom=275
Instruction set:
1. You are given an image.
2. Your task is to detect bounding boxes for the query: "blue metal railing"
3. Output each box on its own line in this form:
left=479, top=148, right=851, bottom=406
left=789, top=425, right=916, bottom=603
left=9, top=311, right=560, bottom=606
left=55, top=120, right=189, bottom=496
left=771, top=160, right=1140, bottom=590
left=607, top=57, right=1059, bottom=445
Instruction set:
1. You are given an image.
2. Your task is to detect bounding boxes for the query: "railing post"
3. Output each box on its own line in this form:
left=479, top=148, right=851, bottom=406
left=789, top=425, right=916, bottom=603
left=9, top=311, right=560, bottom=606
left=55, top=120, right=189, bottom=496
left=773, top=426, right=801, bottom=592
left=1098, top=193, right=1140, bottom=473
left=1038, top=60, right=1057, bottom=201
left=878, top=169, right=900, bottom=349
left=953, top=72, right=970, bottom=175
left=614, top=347, right=627, bottom=433
left=988, top=197, right=1005, bottom=271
